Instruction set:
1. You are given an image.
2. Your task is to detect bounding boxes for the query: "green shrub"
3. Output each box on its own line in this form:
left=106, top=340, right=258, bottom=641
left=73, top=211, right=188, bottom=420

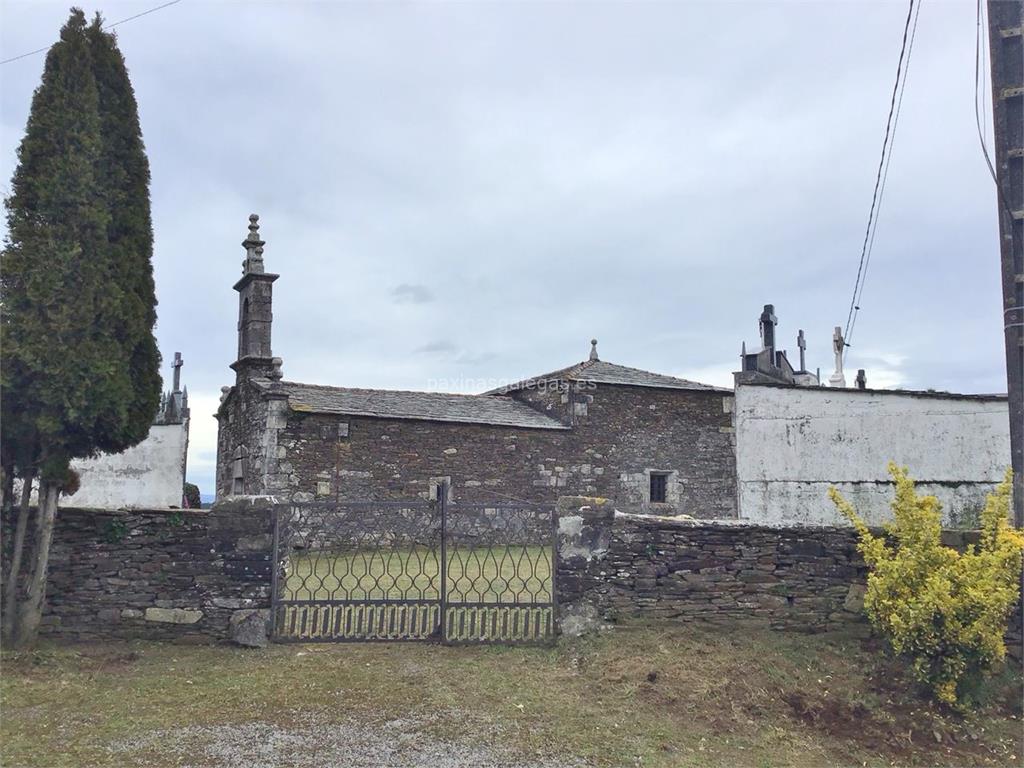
left=103, top=519, right=128, bottom=544
left=829, top=464, right=1023, bottom=708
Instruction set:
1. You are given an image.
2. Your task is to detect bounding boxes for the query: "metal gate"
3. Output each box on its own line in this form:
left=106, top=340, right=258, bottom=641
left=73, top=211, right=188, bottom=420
left=270, top=493, right=557, bottom=644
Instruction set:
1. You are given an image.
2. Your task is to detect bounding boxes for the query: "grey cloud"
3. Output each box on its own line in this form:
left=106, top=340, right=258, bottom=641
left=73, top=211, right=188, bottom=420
left=414, top=340, right=458, bottom=355
left=412, top=341, right=495, bottom=367
left=453, top=350, right=497, bottom=366
left=392, top=284, right=435, bottom=305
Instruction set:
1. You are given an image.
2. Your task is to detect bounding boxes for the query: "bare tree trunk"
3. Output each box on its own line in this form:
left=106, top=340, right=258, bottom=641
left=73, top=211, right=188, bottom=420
left=13, top=482, right=56, bottom=648
left=1, top=463, right=13, bottom=514
left=3, top=471, right=34, bottom=644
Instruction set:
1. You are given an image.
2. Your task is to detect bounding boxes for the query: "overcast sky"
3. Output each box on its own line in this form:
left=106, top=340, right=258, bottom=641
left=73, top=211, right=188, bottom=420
left=0, top=0, right=1009, bottom=497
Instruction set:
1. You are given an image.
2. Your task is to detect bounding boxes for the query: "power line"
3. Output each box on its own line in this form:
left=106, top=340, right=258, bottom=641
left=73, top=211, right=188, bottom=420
left=845, top=0, right=922, bottom=352
left=105, top=0, right=183, bottom=29
left=0, top=0, right=182, bottom=66
left=842, top=0, right=921, bottom=359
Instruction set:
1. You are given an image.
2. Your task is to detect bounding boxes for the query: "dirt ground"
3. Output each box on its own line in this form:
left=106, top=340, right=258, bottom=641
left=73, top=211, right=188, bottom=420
left=2, top=623, right=1021, bottom=767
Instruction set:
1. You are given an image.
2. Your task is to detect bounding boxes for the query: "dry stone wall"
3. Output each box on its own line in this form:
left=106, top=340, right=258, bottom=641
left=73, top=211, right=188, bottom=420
left=554, top=498, right=1023, bottom=657
left=1, top=500, right=275, bottom=644
left=8, top=495, right=1019, bottom=656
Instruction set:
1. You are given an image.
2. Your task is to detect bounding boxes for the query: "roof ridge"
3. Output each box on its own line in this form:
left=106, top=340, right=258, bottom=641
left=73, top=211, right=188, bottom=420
left=280, top=380, right=503, bottom=400
left=589, top=359, right=708, bottom=385
left=481, top=359, right=591, bottom=395
left=482, top=357, right=726, bottom=395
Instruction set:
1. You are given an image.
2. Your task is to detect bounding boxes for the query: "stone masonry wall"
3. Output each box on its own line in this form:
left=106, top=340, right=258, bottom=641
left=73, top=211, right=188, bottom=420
left=216, top=379, right=270, bottom=498
left=6, top=495, right=1019, bottom=652
left=2, top=500, right=275, bottom=643
left=263, top=383, right=736, bottom=519
left=555, top=499, right=1023, bottom=656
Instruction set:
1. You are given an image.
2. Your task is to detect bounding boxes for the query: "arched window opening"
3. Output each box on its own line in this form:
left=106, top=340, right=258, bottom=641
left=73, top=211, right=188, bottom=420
left=239, top=297, right=250, bottom=356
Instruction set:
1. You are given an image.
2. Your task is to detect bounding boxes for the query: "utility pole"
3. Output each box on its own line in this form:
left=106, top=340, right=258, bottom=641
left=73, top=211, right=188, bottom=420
left=987, top=0, right=1023, bottom=526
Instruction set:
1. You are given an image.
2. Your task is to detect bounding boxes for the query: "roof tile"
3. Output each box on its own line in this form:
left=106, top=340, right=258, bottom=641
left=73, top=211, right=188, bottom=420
left=254, top=380, right=569, bottom=430
left=485, top=359, right=729, bottom=394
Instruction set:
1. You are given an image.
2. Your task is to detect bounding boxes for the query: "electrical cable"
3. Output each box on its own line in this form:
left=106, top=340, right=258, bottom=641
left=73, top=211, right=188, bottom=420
left=842, top=0, right=920, bottom=360
left=1, top=0, right=182, bottom=66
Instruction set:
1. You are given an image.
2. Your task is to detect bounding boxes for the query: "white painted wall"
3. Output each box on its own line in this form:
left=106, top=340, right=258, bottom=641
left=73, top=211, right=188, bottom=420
left=735, top=385, right=1010, bottom=526
left=65, top=422, right=189, bottom=509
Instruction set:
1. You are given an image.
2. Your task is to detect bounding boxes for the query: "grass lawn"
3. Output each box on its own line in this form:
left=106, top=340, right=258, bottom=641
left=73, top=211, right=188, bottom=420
left=283, top=545, right=553, bottom=603
left=2, top=622, right=1021, bottom=767
left=278, top=546, right=554, bottom=642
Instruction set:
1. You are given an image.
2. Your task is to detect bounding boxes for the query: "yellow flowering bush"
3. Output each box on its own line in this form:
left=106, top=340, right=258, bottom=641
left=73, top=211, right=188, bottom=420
left=829, top=464, right=1023, bottom=708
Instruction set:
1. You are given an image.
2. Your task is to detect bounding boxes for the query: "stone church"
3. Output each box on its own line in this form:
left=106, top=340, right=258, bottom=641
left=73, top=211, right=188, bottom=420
left=216, top=216, right=737, bottom=518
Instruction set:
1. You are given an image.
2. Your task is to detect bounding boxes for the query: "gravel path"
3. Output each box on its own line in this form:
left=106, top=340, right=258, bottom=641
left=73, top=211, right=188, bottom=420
left=110, top=714, right=585, bottom=768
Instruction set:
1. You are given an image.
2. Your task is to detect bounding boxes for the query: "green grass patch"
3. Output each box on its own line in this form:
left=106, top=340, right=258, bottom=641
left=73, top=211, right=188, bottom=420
left=278, top=546, right=556, bottom=642
left=283, top=545, right=553, bottom=603
left=3, top=623, right=1021, bottom=767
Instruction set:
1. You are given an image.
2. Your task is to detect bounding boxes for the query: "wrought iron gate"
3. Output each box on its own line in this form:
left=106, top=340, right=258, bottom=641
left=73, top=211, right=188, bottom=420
left=270, top=493, right=557, bottom=644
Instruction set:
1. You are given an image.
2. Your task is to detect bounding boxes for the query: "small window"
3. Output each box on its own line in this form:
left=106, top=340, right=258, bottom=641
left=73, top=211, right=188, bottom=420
left=321, top=421, right=350, bottom=441
left=650, top=473, right=668, bottom=503
left=231, top=445, right=247, bottom=496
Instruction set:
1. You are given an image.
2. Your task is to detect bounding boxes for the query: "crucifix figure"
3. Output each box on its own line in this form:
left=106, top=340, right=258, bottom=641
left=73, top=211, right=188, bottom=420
left=797, top=330, right=806, bottom=372
left=828, top=327, right=846, bottom=388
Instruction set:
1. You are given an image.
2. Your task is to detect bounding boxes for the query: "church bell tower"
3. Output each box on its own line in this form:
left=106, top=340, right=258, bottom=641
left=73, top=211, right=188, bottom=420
left=231, top=214, right=281, bottom=381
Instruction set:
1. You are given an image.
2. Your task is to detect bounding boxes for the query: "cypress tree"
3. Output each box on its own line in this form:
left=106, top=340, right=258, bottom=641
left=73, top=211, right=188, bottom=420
left=1, top=8, right=161, bottom=645
left=87, top=15, right=161, bottom=448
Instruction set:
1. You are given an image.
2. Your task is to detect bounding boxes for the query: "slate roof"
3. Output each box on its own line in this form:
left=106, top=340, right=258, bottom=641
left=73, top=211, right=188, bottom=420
left=484, top=359, right=730, bottom=395
left=251, top=379, right=569, bottom=430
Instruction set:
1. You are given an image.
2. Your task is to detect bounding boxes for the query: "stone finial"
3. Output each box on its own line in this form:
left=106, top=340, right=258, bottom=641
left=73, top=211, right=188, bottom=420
left=241, top=213, right=266, bottom=275
left=269, top=356, right=284, bottom=381
left=855, top=369, right=867, bottom=390
left=220, top=385, right=232, bottom=404
left=797, top=330, right=806, bottom=372
left=589, top=339, right=599, bottom=362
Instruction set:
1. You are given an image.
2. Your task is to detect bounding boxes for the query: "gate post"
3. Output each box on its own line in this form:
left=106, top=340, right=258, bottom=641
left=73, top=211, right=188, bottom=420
left=550, top=504, right=559, bottom=639
left=438, top=480, right=448, bottom=642
left=269, top=505, right=281, bottom=640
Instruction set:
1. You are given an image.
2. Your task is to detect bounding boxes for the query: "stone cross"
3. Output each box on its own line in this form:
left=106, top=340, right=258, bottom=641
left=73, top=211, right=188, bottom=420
left=172, top=352, right=183, bottom=392
left=828, top=326, right=847, bottom=388
left=759, top=304, right=777, bottom=357
left=797, top=330, right=806, bottom=372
